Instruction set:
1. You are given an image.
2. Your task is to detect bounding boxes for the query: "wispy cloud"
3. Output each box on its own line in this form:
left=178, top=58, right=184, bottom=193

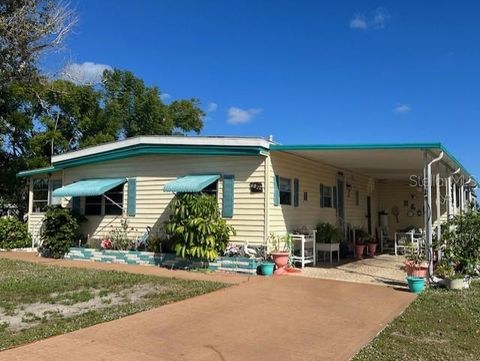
left=350, top=8, right=390, bottom=30
left=227, top=107, right=262, bottom=125
left=60, top=62, right=112, bottom=85
left=350, top=15, right=368, bottom=30
left=393, top=104, right=411, bottom=114
left=372, top=8, right=389, bottom=29
left=160, top=93, right=171, bottom=101
left=207, top=102, right=218, bottom=112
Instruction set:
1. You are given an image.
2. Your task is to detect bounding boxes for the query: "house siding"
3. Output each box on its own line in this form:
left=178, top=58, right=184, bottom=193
left=267, top=152, right=377, bottom=241
left=58, top=154, right=267, bottom=245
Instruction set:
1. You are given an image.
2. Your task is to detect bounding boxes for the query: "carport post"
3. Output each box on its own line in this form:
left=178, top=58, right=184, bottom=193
left=436, top=173, right=441, bottom=260
left=424, top=151, right=444, bottom=277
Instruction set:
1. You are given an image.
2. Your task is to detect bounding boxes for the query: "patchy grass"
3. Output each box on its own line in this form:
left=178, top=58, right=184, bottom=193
left=0, top=258, right=226, bottom=350
left=354, top=281, right=480, bottom=361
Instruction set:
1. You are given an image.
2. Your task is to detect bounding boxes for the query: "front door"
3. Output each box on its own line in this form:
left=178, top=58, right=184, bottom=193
left=366, top=196, right=372, bottom=235
left=336, top=176, right=345, bottom=232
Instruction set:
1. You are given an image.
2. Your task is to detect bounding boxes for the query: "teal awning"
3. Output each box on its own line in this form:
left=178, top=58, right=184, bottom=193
left=52, top=178, right=126, bottom=197
left=164, top=175, right=220, bottom=193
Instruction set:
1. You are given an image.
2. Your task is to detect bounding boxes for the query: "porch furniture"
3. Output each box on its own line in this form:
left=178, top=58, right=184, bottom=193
left=316, top=242, right=340, bottom=264
left=290, top=231, right=316, bottom=268
left=377, top=227, right=394, bottom=252
left=394, top=231, right=423, bottom=256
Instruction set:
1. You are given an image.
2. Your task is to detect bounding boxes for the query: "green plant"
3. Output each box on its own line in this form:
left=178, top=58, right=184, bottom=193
left=108, top=219, right=135, bottom=250
left=163, top=193, right=236, bottom=261
left=269, top=233, right=292, bottom=252
left=435, top=261, right=455, bottom=279
left=442, top=209, right=480, bottom=277
left=316, top=222, right=342, bottom=243
left=355, top=228, right=369, bottom=245
left=40, top=206, right=80, bottom=258
left=405, top=244, right=426, bottom=265
left=0, top=217, right=31, bottom=249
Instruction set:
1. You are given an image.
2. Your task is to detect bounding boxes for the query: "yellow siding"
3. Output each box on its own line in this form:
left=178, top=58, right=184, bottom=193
left=267, top=152, right=376, bottom=238
left=60, top=155, right=267, bottom=245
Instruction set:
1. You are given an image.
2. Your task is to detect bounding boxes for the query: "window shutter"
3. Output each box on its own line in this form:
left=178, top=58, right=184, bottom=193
left=333, top=186, right=338, bottom=209
left=320, top=184, right=324, bottom=208
left=222, top=175, right=234, bottom=218
left=274, top=175, right=280, bottom=206
left=294, top=178, right=299, bottom=207
left=127, top=178, right=137, bottom=216
left=72, top=197, right=81, bottom=213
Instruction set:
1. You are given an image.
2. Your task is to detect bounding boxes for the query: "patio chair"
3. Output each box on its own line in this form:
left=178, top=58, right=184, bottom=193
left=290, top=231, right=316, bottom=268
left=377, top=227, right=394, bottom=253
left=394, top=231, right=421, bottom=256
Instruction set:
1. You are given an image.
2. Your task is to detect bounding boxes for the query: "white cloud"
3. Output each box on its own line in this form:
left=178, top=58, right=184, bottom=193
left=350, top=14, right=368, bottom=30
left=393, top=104, right=411, bottom=114
left=350, top=8, right=389, bottom=30
left=207, top=102, right=218, bottom=112
left=227, top=107, right=262, bottom=125
left=60, top=62, right=112, bottom=85
left=160, top=93, right=171, bottom=101
left=372, top=8, right=389, bottom=29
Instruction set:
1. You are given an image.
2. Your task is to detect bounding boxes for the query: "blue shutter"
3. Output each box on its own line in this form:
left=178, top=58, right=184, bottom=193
left=72, top=197, right=81, bottom=213
left=294, top=178, right=299, bottom=207
left=127, top=178, right=137, bottom=216
left=274, top=175, right=280, bottom=206
left=333, top=186, right=337, bottom=209
left=320, top=184, right=324, bottom=208
left=222, top=175, right=234, bottom=218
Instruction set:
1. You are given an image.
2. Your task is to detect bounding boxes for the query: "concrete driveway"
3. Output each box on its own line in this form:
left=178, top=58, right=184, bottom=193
left=0, top=273, right=414, bottom=361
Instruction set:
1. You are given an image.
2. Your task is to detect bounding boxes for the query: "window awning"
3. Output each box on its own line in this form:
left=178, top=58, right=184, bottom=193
left=164, top=175, right=220, bottom=193
left=52, top=178, right=126, bottom=197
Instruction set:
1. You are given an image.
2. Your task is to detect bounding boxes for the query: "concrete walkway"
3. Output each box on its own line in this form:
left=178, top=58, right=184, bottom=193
left=0, top=253, right=415, bottom=361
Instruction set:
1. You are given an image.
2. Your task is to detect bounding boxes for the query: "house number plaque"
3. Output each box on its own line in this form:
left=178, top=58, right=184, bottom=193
left=249, top=182, right=263, bottom=193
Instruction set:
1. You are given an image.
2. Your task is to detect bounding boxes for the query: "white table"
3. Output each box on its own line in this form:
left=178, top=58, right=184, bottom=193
left=316, top=242, right=340, bottom=264
left=291, top=233, right=316, bottom=268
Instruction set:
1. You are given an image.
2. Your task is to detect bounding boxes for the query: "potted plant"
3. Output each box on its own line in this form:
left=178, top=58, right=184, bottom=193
left=316, top=222, right=341, bottom=243
left=434, top=261, right=463, bottom=289
left=354, top=229, right=369, bottom=259
left=367, top=237, right=377, bottom=257
left=406, top=275, right=426, bottom=294
left=404, top=244, right=428, bottom=278
left=269, top=233, right=292, bottom=274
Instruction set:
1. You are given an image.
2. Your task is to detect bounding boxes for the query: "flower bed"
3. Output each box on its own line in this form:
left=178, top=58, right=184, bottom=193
left=65, top=248, right=259, bottom=274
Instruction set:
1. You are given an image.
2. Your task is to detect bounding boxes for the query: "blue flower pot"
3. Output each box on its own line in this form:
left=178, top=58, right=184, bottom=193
left=260, top=262, right=275, bottom=276
left=406, top=276, right=425, bottom=294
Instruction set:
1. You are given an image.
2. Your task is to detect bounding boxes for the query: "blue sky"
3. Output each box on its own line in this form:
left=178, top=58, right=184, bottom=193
left=43, top=0, right=480, bottom=176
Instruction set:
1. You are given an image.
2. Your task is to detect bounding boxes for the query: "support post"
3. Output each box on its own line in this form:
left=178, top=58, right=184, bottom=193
left=436, top=173, right=441, bottom=260
left=446, top=176, right=452, bottom=219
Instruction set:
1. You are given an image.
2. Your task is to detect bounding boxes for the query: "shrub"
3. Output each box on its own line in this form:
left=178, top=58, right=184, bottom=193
left=442, top=209, right=480, bottom=277
left=0, top=217, right=31, bottom=249
left=107, top=219, right=135, bottom=250
left=164, top=193, right=236, bottom=261
left=316, top=222, right=342, bottom=243
left=40, top=206, right=80, bottom=258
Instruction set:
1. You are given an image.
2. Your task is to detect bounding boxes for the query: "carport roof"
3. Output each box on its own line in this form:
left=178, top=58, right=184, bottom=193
left=270, top=143, right=474, bottom=181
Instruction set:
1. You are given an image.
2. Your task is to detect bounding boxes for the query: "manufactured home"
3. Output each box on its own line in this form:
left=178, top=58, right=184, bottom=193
left=17, top=136, right=476, bottom=252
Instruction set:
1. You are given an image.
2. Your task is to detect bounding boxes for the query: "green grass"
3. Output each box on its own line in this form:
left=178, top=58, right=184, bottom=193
left=0, top=258, right=226, bottom=350
left=354, top=281, right=480, bottom=361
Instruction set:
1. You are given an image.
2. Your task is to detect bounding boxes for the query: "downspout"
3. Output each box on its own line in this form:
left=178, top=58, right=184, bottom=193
left=436, top=173, right=441, bottom=260
left=264, top=154, right=271, bottom=248
left=424, top=151, right=444, bottom=278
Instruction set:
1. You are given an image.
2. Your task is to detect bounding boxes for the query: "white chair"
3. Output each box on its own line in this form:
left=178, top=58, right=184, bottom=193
left=377, top=227, right=394, bottom=252
left=290, top=231, right=316, bottom=268
left=394, top=232, right=421, bottom=256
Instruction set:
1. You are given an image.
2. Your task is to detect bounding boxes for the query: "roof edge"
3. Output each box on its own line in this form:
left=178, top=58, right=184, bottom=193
left=270, top=142, right=443, bottom=151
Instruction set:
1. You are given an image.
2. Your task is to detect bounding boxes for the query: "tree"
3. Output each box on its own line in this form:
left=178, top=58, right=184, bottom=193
left=103, top=69, right=204, bottom=137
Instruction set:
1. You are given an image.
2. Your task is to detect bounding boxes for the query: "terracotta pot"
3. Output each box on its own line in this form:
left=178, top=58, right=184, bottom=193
left=367, top=243, right=377, bottom=257
left=405, top=260, right=428, bottom=278
left=355, top=245, right=365, bottom=259
left=271, top=251, right=289, bottom=271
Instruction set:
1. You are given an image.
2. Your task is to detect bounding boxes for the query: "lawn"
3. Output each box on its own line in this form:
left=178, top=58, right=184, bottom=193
left=354, top=281, right=480, bottom=361
left=0, top=258, right=226, bottom=350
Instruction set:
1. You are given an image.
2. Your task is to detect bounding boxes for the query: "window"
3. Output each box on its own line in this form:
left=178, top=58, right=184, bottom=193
left=105, top=185, right=124, bottom=215
left=279, top=177, right=292, bottom=205
left=202, top=180, right=218, bottom=197
left=85, top=195, right=102, bottom=215
left=32, top=178, right=49, bottom=213
left=50, top=179, right=63, bottom=205
left=320, top=184, right=333, bottom=208
left=85, top=184, right=125, bottom=216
